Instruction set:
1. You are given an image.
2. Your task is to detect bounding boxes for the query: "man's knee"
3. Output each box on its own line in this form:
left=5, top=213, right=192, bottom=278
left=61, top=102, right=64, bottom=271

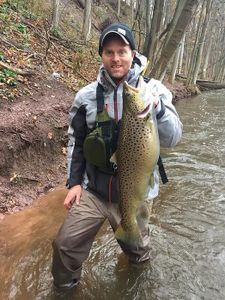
left=53, top=231, right=66, bottom=249
left=53, top=224, right=76, bottom=252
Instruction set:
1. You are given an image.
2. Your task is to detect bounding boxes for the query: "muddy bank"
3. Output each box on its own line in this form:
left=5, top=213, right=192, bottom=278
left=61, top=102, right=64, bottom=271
left=0, top=74, right=74, bottom=215
left=0, top=75, right=191, bottom=216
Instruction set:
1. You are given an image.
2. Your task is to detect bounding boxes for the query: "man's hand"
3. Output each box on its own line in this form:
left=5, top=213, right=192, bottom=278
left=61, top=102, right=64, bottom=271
left=64, top=185, right=82, bottom=209
left=151, top=90, right=159, bottom=107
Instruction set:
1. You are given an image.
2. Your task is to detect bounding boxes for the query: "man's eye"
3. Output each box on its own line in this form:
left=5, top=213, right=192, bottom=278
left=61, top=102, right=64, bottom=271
left=119, top=50, right=126, bottom=55
left=104, top=50, right=112, bottom=56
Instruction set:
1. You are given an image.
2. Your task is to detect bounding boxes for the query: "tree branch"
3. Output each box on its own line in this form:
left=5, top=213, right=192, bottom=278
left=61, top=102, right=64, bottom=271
left=0, top=33, right=25, bottom=51
left=0, top=61, right=35, bottom=76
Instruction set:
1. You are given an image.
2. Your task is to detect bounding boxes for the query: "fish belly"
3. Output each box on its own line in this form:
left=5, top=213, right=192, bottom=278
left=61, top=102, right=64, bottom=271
left=115, top=115, right=159, bottom=247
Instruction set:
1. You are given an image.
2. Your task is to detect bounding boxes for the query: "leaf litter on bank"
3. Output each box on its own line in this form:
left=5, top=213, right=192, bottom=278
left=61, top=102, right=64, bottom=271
left=0, top=2, right=100, bottom=102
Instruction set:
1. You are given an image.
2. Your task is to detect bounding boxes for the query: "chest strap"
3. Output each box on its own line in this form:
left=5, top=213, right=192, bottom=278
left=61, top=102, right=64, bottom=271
left=96, top=83, right=105, bottom=113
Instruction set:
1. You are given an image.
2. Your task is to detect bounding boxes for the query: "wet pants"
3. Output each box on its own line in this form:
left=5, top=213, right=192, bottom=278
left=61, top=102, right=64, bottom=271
left=52, top=189, right=152, bottom=286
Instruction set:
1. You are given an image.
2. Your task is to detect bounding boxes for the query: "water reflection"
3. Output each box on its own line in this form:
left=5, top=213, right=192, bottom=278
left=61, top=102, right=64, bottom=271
left=1, top=89, right=225, bottom=300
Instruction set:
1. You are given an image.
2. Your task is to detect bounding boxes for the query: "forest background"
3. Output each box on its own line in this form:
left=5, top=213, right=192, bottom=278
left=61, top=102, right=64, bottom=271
left=0, top=0, right=224, bottom=216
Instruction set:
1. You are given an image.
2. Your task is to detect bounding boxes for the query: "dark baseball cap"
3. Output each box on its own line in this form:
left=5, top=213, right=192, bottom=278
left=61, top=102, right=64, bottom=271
left=99, top=23, right=136, bottom=55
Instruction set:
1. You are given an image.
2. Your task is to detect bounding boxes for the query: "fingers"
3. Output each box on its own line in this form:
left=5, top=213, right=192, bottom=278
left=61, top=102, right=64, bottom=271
left=150, top=90, right=159, bottom=107
left=152, top=96, right=159, bottom=107
left=64, top=195, right=74, bottom=209
left=75, top=195, right=80, bottom=205
left=63, top=185, right=82, bottom=209
left=74, top=187, right=82, bottom=205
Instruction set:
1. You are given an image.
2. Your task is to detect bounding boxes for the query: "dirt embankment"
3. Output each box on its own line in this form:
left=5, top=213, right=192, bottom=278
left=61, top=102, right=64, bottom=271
left=0, top=74, right=74, bottom=216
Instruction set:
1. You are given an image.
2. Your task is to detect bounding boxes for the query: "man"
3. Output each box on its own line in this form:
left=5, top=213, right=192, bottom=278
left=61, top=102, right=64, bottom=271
left=52, top=23, right=183, bottom=290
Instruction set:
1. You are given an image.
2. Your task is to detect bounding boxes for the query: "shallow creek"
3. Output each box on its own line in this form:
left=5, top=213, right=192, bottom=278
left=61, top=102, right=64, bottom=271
left=1, top=89, right=225, bottom=300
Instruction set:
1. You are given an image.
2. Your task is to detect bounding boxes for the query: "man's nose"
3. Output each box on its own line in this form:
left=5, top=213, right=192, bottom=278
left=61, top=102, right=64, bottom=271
left=112, top=53, right=120, bottom=61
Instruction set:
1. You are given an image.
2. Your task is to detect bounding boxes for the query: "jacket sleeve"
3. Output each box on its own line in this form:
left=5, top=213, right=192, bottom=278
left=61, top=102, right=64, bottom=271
left=151, top=79, right=183, bottom=147
left=67, top=92, right=88, bottom=188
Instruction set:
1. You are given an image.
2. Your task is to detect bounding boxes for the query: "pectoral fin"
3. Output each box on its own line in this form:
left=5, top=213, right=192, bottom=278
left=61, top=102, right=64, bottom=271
left=149, top=174, right=154, bottom=188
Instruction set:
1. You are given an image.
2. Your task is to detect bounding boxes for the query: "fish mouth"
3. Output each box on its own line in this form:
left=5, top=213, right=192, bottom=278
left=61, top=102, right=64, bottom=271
left=137, top=102, right=152, bottom=118
left=124, top=81, right=139, bottom=92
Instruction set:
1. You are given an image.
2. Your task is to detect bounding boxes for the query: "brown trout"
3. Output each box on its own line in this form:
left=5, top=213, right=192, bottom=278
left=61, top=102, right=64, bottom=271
left=114, top=76, right=160, bottom=247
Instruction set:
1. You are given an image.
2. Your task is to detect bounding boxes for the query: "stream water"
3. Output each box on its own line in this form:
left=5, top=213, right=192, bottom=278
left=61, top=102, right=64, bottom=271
left=1, top=89, right=225, bottom=300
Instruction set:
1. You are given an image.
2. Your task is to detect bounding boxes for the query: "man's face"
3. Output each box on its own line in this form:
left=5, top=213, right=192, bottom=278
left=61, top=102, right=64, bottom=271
left=101, top=36, right=135, bottom=83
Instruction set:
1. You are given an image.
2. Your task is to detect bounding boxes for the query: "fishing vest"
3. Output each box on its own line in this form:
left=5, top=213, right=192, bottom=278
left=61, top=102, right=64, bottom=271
left=83, top=78, right=168, bottom=184
left=83, top=83, right=119, bottom=174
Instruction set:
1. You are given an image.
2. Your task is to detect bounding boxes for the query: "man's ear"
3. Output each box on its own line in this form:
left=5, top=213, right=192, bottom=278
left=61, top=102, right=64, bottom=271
left=132, top=50, right=136, bottom=58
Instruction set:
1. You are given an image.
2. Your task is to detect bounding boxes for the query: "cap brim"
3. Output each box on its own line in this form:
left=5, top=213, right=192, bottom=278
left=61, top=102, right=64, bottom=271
left=101, top=31, right=129, bottom=47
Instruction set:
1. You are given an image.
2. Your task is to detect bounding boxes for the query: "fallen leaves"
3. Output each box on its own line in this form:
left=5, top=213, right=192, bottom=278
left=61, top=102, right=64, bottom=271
left=62, top=147, right=67, bottom=155
left=47, top=132, right=53, bottom=139
left=9, top=173, right=39, bottom=183
left=10, top=173, right=18, bottom=182
left=0, top=2, right=100, bottom=102
left=32, top=115, right=37, bottom=122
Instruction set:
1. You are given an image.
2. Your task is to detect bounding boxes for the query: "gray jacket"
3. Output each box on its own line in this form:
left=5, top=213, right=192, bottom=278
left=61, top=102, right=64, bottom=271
left=67, top=53, right=183, bottom=200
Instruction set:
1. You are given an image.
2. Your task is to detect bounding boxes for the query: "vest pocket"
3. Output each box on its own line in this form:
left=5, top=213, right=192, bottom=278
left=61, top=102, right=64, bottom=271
left=86, top=163, right=119, bottom=203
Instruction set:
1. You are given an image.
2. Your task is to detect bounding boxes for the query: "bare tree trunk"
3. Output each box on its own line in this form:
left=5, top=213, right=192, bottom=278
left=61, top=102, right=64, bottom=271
left=214, top=55, right=225, bottom=82
left=186, top=8, right=202, bottom=83
left=216, top=61, right=225, bottom=82
left=164, top=0, right=225, bottom=82
left=132, top=0, right=145, bottom=51
left=142, top=0, right=153, bottom=56
left=218, top=59, right=225, bottom=82
left=170, top=41, right=181, bottom=83
left=77, top=0, right=85, bottom=9
left=143, top=0, right=165, bottom=65
left=202, top=36, right=212, bottom=79
left=211, top=24, right=224, bottom=79
left=136, top=0, right=145, bottom=50
left=131, top=0, right=135, bottom=24
left=178, top=33, right=185, bottom=74
left=117, top=0, right=121, bottom=17
left=148, top=0, right=199, bottom=80
left=52, top=0, right=60, bottom=29
left=192, top=0, right=212, bottom=84
left=161, top=0, right=187, bottom=50
left=82, top=0, right=92, bottom=43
